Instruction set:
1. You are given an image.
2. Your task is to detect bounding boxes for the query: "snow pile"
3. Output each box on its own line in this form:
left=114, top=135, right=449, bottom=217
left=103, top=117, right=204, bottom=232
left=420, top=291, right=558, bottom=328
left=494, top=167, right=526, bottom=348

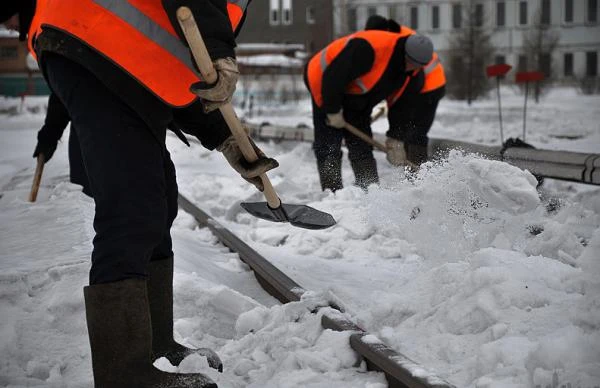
left=1, top=89, right=599, bottom=388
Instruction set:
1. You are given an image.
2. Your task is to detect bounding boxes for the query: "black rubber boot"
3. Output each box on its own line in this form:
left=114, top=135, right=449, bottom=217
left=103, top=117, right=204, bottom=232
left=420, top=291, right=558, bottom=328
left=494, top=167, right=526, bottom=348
left=84, top=279, right=217, bottom=388
left=316, top=154, right=343, bottom=192
left=148, top=257, right=223, bottom=372
left=350, top=157, right=379, bottom=191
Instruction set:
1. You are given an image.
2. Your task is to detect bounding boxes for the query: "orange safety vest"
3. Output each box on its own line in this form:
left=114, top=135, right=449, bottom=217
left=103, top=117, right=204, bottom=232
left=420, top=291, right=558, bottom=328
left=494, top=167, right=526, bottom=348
left=28, top=0, right=247, bottom=108
left=387, top=52, right=446, bottom=106
left=307, top=29, right=414, bottom=108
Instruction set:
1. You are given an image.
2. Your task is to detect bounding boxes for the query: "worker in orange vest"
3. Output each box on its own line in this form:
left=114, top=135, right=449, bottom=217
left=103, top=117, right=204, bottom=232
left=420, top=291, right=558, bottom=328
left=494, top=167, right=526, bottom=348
left=385, top=50, right=446, bottom=169
left=305, top=29, right=434, bottom=192
left=2, top=1, right=278, bottom=387
left=364, top=15, right=447, bottom=170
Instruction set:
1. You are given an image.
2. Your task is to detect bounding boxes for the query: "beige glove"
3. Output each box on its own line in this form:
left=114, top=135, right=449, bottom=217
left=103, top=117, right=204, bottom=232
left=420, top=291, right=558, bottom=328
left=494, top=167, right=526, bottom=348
left=218, top=135, right=279, bottom=191
left=326, top=110, right=346, bottom=129
left=191, top=57, right=240, bottom=112
left=385, top=138, right=408, bottom=166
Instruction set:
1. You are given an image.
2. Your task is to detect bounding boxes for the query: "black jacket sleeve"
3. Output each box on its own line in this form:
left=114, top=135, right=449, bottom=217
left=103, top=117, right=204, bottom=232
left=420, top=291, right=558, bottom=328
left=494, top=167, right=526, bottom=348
left=40, top=92, right=71, bottom=142
left=162, top=0, right=236, bottom=59
left=321, top=38, right=375, bottom=114
left=172, top=101, right=231, bottom=150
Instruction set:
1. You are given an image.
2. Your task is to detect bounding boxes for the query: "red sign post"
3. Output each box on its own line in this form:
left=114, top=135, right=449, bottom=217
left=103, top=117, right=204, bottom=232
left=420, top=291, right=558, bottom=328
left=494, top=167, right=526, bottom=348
left=515, top=71, right=544, bottom=141
left=486, top=64, right=512, bottom=144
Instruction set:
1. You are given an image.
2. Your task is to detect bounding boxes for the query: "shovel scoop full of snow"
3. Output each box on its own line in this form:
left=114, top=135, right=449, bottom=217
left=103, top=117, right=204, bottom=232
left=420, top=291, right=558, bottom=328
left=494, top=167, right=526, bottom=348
left=240, top=202, right=336, bottom=230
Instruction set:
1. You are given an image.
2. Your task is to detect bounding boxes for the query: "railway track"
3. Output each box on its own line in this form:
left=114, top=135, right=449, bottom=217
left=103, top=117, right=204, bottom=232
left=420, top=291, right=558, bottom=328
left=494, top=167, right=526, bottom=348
left=178, top=193, right=456, bottom=388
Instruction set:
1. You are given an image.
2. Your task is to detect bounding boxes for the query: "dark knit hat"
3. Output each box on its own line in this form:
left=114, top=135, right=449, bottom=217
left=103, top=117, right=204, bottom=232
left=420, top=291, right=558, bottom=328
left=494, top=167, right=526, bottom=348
left=405, top=34, right=434, bottom=65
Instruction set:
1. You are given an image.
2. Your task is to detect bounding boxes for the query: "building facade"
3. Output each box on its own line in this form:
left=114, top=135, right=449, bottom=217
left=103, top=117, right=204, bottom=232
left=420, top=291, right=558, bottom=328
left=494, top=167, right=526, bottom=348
left=333, top=0, right=600, bottom=82
left=236, top=0, right=334, bottom=55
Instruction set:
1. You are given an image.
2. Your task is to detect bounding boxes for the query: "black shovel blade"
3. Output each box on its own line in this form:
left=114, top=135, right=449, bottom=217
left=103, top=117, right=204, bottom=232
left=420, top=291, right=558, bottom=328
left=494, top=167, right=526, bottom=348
left=240, top=202, right=336, bottom=230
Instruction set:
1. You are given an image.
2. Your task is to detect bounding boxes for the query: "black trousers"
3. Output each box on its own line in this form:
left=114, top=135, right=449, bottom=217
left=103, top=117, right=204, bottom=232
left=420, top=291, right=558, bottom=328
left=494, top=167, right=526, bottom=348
left=44, top=54, right=177, bottom=284
left=386, top=86, right=445, bottom=146
left=312, top=101, right=378, bottom=191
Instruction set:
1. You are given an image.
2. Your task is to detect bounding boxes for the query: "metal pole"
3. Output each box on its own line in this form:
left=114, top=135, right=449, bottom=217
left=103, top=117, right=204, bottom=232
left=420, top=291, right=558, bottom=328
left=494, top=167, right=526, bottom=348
left=496, top=77, right=504, bottom=144
left=523, top=82, right=528, bottom=141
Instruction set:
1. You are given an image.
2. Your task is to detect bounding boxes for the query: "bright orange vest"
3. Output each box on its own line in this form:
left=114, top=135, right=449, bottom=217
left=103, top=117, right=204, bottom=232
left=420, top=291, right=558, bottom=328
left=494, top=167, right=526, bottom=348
left=307, top=29, right=414, bottom=108
left=28, top=0, right=246, bottom=107
left=387, top=52, right=446, bottom=106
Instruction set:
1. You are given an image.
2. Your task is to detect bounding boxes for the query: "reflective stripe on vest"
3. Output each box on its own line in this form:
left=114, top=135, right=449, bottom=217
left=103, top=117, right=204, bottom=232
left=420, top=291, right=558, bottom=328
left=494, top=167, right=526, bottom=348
left=307, top=29, right=414, bottom=107
left=29, top=0, right=245, bottom=107
left=421, top=53, right=446, bottom=93
left=386, top=53, right=446, bottom=106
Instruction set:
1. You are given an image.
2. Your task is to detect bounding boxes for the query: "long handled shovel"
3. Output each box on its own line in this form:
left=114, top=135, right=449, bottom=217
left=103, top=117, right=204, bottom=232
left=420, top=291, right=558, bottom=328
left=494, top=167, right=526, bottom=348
left=176, top=7, right=335, bottom=230
left=343, top=122, right=387, bottom=152
left=28, top=154, right=44, bottom=202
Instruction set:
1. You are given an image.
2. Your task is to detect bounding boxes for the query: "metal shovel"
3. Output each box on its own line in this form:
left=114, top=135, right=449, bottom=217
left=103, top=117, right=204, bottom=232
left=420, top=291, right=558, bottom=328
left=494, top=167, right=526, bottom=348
left=177, top=7, right=335, bottom=230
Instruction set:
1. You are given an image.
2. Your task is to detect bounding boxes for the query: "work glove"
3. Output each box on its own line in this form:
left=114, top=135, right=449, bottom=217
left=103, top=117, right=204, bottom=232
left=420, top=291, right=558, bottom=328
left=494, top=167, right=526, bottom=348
left=191, top=57, right=239, bottom=113
left=32, top=128, right=60, bottom=163
left=326, top=110, right=346, bottom=129
left=218, top=135, right=279, bottom=191
left=385, top=137, right=408, bottom=167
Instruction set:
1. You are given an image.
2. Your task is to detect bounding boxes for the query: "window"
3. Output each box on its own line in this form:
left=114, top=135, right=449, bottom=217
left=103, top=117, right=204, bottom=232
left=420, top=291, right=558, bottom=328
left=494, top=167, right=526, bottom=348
left=496, top=1, right=505, bottom=27
left=410, top=6, right=419, bottom=29
left=540, top=53, right=552, bottom=77
left=495, top=55, right=506, bottom=65
left=453, top=3, right=462, bottom=29
left=390, top=5, right=402, bottom=22
left=0, top=46, right=18, bottom=60
left=564, top=53, right=573, bottom=76
left=306, top=6, right=315, bottom=24
left=518, top=54, right=528, bottom=72
left=269, top=0, right=280, bottom=25
left=588, top=0, right=598, bottom=23
left=519, top=1, right=528, bottom=25
left=586, top=51, right=598, bottom=76
left=432, top=5, right=440, bottom=29
left=347, top=8, right=357, bottom=32
left=367, top=7, right=377, bottom=18
left=282, top=0, right=292, bottom=25
left=541, top=0, right=551, bottom=25
left=475, top=3, right=484, bottom=27
left=564, top=0, right=573, bottom=23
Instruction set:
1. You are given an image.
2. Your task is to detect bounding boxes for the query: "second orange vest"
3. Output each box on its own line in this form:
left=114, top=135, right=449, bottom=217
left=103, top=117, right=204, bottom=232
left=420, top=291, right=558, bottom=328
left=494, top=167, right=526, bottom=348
left=307, top=29, right=414, bottom=108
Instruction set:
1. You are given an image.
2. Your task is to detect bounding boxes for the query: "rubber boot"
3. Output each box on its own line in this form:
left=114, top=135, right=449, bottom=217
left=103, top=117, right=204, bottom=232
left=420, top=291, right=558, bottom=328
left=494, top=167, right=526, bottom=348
left=148, top=258, right=223, bottom=371
left=350, top=157, right=379, bottom=191
left=84, top=278, right=217, bottom=388
left=316, top=154, right=343, bottom=192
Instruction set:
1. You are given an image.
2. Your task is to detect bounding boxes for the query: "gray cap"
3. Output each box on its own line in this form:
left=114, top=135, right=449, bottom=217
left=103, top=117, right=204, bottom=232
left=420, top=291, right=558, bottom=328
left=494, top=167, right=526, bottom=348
left=405, top=34, right=434, bottom=65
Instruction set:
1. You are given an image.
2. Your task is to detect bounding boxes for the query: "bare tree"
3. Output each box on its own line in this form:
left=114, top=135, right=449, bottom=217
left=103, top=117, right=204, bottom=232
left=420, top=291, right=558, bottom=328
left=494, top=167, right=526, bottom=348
left=445, top=0, right=494, bottom=103
left=521, top=6, right=560, bottom=102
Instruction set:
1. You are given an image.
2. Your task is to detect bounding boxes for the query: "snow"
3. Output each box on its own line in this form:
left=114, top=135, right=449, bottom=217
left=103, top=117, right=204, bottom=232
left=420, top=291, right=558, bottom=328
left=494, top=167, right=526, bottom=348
left=1, top=87, right=600, bottom=388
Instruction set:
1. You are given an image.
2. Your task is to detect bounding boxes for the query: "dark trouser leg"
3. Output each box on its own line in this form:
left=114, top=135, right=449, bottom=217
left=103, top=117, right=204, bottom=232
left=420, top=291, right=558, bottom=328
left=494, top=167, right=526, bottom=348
left=44, top=53, right=171, bottom=284
left=145, top=157, right=222, bottom=371
left=312, top=102, right=344, bottom=192
left=344, top=123, right=378, bottom=190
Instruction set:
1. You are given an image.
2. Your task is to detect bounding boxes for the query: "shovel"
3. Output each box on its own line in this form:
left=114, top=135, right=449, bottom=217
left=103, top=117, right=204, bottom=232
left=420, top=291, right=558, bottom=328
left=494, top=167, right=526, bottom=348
left=176, top=7, right=335, bottom=230
left=28, top=154, right=44, bottom=202
left=342, top=122, right=387, bottom=152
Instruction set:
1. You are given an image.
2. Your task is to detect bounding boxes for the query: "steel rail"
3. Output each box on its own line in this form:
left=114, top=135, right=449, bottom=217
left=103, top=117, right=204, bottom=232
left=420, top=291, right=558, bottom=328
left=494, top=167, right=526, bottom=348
left=178, top=193, right=456, bottom=388
left=240, top=122, right=600, bottom=186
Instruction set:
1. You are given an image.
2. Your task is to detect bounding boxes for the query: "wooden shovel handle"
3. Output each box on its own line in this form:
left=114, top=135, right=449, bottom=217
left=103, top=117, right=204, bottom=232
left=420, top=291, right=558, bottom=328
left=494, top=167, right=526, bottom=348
left=177, top=7, right=281, bottom=209
left=343, top=123, right=388, bottom=152
left=29, top=154, right=44, bottom=202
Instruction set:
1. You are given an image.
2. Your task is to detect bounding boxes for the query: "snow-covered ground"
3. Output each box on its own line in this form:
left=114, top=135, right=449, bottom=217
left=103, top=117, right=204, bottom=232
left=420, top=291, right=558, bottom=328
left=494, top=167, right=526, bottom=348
left=1, top=87, right=599, bottom=388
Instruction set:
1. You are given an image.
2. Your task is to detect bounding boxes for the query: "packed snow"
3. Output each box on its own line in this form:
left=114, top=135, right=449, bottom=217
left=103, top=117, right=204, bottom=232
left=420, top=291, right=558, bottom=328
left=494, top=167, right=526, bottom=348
left=1, top=87, right=599, bottom=388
